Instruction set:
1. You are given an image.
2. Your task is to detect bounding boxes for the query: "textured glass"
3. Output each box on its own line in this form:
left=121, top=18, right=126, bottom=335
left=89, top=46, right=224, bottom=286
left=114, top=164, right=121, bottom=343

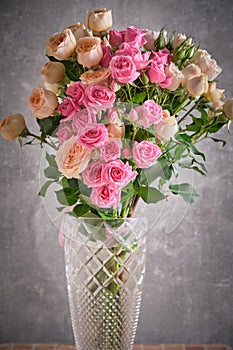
left=63, top=217, right=147, bottom=350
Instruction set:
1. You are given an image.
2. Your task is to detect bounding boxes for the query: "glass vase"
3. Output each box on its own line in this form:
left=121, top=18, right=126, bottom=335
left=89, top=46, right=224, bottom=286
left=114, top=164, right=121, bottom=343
left=63, top=216, right=147, bottom=350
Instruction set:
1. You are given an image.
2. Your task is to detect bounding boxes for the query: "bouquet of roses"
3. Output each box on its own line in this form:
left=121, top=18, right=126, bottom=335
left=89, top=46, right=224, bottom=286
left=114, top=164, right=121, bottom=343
left=1, top=7, right=233, bottom=223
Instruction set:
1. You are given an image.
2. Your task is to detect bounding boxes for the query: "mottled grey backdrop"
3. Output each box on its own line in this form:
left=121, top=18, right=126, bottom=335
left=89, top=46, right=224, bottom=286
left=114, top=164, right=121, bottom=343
left=0, top=0, right=233, bottom=346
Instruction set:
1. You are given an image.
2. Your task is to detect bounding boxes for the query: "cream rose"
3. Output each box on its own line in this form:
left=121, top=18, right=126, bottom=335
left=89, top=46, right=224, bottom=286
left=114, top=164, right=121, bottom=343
left=76, top=36, right=103, bottom=68
left=208, top=101, right=224, bottom=119
left=186, top=74, right=208, bottom=97
left=166, top=62, right=184, bottom=91
left=56, top=135, right=91, bottom=178
left=172, top=33, right=192, bottom=49
left=154, top=111, right=178, bottom=143
left=191, top=49, right=222, bottom=81
left=143, top=30, right=159, bottom=51
left=40, top=61, right=65, bottom=83
left=46, top=29, right=76, bottom=60
left=28, top=86, right=58, bottom=119
left=86, top=8, right=112, bottom=33
left=204, top=82, right=225, bottom=102
left=80, top=67, right=111, bottom=86
left=182, top=64, right=202, bottom=86
left=0, top=113, right=26, bottom=141
left=223, top=98, right=233, bottom=121
left=68, top=22, right=90, bottom=41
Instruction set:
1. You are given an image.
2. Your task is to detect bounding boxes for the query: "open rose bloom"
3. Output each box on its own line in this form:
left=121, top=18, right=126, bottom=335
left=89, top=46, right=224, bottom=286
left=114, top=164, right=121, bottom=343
left=1, top=7, right=232, bottom=222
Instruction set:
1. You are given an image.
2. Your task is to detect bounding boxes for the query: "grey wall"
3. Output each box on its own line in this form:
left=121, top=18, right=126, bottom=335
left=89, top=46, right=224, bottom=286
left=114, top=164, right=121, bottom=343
left=0, top=0, right=233, bottom=346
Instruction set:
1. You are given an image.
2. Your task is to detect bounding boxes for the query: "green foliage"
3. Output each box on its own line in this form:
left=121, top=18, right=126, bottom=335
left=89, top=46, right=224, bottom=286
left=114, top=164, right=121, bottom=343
left=169, top=183, right=199, bottom=203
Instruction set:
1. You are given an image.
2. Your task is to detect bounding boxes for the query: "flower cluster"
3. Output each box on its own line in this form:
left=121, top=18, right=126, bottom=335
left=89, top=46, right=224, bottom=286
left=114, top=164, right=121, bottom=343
left=0, top=7, right=232, bottom=220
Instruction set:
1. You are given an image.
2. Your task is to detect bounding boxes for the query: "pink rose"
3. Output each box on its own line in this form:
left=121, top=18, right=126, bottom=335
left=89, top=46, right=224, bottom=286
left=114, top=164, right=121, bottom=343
left=100, top=44, right=113, bottom=67
left=157, top=48, right=172, bottom=64
left=82, top=160, right=105, bottom=187
left=132, top=140, right=162, bottom=168
left=148, top=51, right=172, bottom=88
left=90, top=185, right=121, bottom=208
left=122, top=148, right=132, bottom=159
left=109, top=29, right=125, bottom=47
left=56, top=122, right=74, bottom=145
left=133, top=51, right=150, bottom=70
left=129, top=100, right=163, bottom=127
left=100, top=139, right=122, bottom=162
left=72, top=109, right=97, bottom=130
left=78, top=123, right=108, bottom=149
left=109, top=55, right=140, bottom=84
left=125, top=26, right=147, bottom=48
left=58, top=97, right=80, bottom=118
left=83, top=85, right=116, bottom=108
left=115, top=43, right=150, bottom=70
left=66, top=82, right=85, bottom=105
left=102, top=159, right=137, bottom=188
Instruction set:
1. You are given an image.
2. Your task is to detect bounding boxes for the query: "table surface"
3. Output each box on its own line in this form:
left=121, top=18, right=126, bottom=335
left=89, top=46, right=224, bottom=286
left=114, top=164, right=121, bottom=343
left=0, top=344, right=231, bottom=350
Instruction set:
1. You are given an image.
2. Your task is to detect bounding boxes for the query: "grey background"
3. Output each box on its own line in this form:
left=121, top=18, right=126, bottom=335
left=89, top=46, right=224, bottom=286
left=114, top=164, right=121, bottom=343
left=0, top=0, right=233, bottom=346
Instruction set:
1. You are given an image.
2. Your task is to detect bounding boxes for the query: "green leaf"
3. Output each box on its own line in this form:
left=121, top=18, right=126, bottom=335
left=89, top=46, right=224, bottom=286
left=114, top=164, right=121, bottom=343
left=178, top=155, right=194, bottom=168
left=44, top=166, right=60, bottom=179
left=38, top=180, right=55, bottom=197
left=174, top=144, right=187, bottom=160
left=73, top=204, right=91, bottom=217
left=208, top=137, right=226, bottom=147
left=169, top=183, right=199, bottom=203
left=46, top=152, right=57, bottom=167
left=37, top=115, right=62, bottom=137
left=131, top=92, right=147, bottom=104
left=134, top=181, right=166, bottom=204
left=191, top=166, right=206, bottom=176
left=140, top=159, right=172, bottom=185
left=55, top=187, right=79, bottom=206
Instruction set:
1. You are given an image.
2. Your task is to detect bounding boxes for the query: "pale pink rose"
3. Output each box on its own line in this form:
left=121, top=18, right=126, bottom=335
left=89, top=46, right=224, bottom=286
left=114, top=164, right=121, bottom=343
left=83, top=85, right=116, bottom=108
left=143, top=30, right=159, bottom=50
left=102, top=159, right=137, bottom=188
left=58, top=97, right=80, bottom=118
left=46, top=29, right=76, bottom=60
left=186, top=74, right=208, bottom=97
left=28, top=86, right=58, bottom=119
left=129, top=100, right=163, bottom=127
left=122, top=148, right=132, bottom=159
left=56, top=122, right=74, bottom=145
left=100, top=139, right=122, bottom=162
left=132, top=140, right=162, bottom=168
left=191, top=49, right=222, bottom=81
left=182, top=64, right=202, bottom=86
left=90, top=185, right=121, bottom=208
left=72, top=109, right=97, bottom=130
left=166, top=62, right=184, bottom=91
left=155, top=112, right=178, bottom=143
left=223, top=98, right=233, bottom=121
left=109, top=55, right=140, bottom=84
left=109, top=29, right=125, bottom=47
left=66, top=82, right=85, bottom=105
left=86, top=8, right=112, bottom=32
left=78, top=123, right=108, bottom=149
left=76, top=37, right=103, bottom=68
left=82, top=160, right=105, bottom=187
left=204, top=82, right=225, bottom=102
left=100, top=44, right=113, bottom=67
left=125, top=26, right=147, bottom=48
left=80, top=67, right=111, bottom=86
left=55, top=135, right=91, bottom=178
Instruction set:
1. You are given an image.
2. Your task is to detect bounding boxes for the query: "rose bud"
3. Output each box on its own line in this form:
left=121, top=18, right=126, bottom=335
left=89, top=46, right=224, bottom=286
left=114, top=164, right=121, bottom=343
left=191, top=49, right=222, bottom=81
left=76, top=36, right=103, bottom=68
left=0, top=113, right=26, bottom=140
left=186, top=74, right=208, bottom=97
left=107, top=122, right=125, bottom=139
left=172, top=33, right=192, bottom=49
left=208, top=101, right=224, bottom=119
left=182, top=64, right=202, bottom=86
left=46, top=29, right=76, bottom=60
left=28, top=86, right=58, bottom=119
left=67, top=22, right=90, bottom=41
left=204, top=82, right=225, bottom=102
left=223, top=98, right=233, bottom=121
left=40, top=61, right=65, bottom=84
left=80, top=67, right=111, bottom=86
left=86, top=8, right=112, bottom=33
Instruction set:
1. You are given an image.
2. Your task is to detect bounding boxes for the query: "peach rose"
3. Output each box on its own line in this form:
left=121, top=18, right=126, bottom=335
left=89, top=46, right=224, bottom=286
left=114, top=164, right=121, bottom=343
left=86, top=8, right=112, bottom=33
left=182, top=64, right=202, bottom=86
left=191, top=49, right=222, bottom=81
left=80, top=67, right=111, bottom=86
left=166, top=62, right=184, bottom=91
left=46, top=29, right=76, bottom=60
left=223, top=98, right=233, bottom=121
left=68, top=22, right=90, bottom=41
left=0, top=113, right=26, bottom=141
left=204, top=82, right=225, bottom=102
left=76, top=36, right=103, bottom=68
left=28, top=86, right=58, bottom=119
left=55, top=135, right=91, bottom=178
left=40, top=61, right=65, bottom=83
left=186, top=74, right=208, bottom=97
left=43, top=81, right=61, bottom=94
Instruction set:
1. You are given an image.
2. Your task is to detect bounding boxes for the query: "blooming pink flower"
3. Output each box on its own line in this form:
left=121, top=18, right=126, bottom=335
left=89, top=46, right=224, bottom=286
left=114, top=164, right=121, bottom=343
left=66, top=82, right=85, bottom=105
left=109, top=29, right=125, bottom=47
left=100, top=44, right=113, bottom=67
left=56, top=122, right=74, bottom=145
left=115, top=42, right=150, bottom=70
left=82, top=160, right=105, bottom=187
left=125, top=26, right=147, bottom=48
left=100, top=139, right=122, bottom=162
left=129, top=100, right=163, bottom=127
left=133, top=51, right=151, bottom=70
left=156, top=48, right=172, bottom=64
left=72, top=109, right=97, bottom=131
left=58, top=97, right=80, bottom=118
left=83, top=85, right=116, bottom=108
left=78, top=123, right=108, bottom=149
left=90, top=185, right=121, bottom=208
left=122, top=148, right=132, bottom=159
left=132, top=140, right=162, bottom=168
left=148, top=50, right=172, bottom=88
left=109, top=55, right=140, bottom=84
left=102, top=159, right=137, bottom=188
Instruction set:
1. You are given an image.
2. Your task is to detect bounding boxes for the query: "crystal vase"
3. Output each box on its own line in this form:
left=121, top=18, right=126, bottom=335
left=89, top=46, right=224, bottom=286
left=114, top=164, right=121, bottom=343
left=63, top=216, right=147, bottom=350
